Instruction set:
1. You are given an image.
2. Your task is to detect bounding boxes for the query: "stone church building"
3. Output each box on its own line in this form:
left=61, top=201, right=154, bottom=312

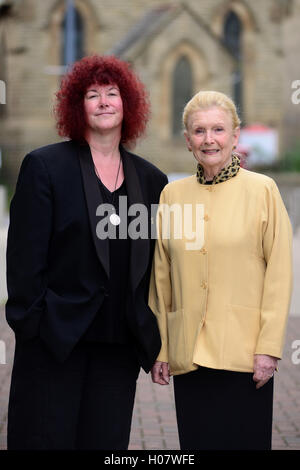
left=0, top=0, right=300, bottom=186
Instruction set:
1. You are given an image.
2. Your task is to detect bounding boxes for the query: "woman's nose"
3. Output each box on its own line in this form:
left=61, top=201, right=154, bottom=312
left=204, top=131, right=214, bottom=144
left=99, top=95, right=108, bottom=107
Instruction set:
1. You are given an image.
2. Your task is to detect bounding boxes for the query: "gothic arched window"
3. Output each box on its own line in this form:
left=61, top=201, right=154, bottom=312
left=172, top=56, right=193, bottom=136
left=61, top=1, right=84, bottom=66
left=223, top=11, right=243, bottom=115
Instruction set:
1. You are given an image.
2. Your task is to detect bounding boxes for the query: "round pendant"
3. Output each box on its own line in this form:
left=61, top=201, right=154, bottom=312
left=110, top=213, right=121, bottom=226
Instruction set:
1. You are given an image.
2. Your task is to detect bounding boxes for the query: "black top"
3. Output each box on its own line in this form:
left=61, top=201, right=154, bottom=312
left=82, top=177, right=132, bottom=343
left=6, top=139, right=167, bottom=369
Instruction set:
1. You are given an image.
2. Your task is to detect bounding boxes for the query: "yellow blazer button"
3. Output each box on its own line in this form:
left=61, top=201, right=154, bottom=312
left=201, top=281, right=207, bottom=289
left=200, top=248, right=207, bottom=254
left=204, top=214, right=210, bottom=221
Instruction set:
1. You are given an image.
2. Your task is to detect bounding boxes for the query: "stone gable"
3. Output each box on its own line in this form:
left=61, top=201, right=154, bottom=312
left=0, top=0, right=299, bottom=184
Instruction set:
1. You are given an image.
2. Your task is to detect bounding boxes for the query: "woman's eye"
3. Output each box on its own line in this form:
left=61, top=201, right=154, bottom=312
left=215, top=127, right=224, bottom=132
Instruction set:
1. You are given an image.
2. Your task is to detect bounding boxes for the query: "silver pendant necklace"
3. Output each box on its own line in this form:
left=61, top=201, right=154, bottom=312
left=94, top=156, right=122, bottom=226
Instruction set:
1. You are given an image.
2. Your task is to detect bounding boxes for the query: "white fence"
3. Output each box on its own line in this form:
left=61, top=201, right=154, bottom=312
left=0, top=186, right=7, bottom=302
left=0, top=225, right=7, bottom=303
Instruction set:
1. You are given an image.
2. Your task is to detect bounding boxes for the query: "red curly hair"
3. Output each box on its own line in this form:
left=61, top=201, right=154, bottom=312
left=54, top=55, right=150, bottom=146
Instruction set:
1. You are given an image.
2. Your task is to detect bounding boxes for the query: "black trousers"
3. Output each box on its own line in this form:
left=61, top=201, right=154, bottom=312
left=173, top=366, right=274, bottom=450
left=7, top=337, right=140, bottom=450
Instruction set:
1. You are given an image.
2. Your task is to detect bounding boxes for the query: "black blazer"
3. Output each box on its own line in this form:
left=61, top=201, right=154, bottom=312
left=6, top=140, right=168, bottom=372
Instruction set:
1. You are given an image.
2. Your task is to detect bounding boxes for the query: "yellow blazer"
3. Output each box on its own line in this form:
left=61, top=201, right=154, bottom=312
left=149, top=169, right=293, bottom=375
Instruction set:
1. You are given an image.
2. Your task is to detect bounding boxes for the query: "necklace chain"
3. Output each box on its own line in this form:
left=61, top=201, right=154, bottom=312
left=94, top=156, right=122, bottom=211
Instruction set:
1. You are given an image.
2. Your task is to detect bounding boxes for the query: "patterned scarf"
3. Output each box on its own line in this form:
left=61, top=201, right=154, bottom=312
left=196, top=152, right=241, bottom=185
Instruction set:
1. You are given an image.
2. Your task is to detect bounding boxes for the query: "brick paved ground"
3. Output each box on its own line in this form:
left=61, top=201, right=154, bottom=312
left=0, top=304, right=14, bottom=450
left=0, top=307, right=299, bottom=451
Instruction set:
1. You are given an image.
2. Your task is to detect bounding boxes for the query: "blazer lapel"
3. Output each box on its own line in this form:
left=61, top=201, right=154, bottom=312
left=121, top=146, right=150, bottom=292
left=78, top=144, right=110, bottom=278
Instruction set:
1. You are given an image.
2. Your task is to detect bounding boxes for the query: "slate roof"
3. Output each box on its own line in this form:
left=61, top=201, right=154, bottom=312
left=108, top=4, right=175, bottom=57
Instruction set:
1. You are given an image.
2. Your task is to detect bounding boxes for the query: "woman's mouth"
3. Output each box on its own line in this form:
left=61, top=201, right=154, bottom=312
left=202, top=149, right=220, bottom=155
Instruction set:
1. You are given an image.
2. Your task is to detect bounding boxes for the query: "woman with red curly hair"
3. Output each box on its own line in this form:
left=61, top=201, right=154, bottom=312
left=6, top=55, right=167, bottom=450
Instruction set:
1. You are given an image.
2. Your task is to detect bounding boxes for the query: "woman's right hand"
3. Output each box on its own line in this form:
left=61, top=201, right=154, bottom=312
left=151, top=361, right=170, bottom=385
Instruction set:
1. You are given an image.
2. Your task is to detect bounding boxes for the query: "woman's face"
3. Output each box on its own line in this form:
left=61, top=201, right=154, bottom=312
left=84, top=83, right=123, bottom=135
left=184, top=106, right=240, bottom=172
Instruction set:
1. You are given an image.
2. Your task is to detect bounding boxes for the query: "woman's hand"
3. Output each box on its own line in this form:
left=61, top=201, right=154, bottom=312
left=253, top=354, right=278, bottom=389
left=151, top=361, right=170, bottom=385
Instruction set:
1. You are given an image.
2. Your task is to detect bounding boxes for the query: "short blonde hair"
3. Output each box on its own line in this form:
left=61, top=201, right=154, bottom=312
left=183, top=90, right=241, bottom=130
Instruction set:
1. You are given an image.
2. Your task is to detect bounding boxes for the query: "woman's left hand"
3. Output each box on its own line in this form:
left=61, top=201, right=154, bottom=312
left=253, top=354, right=278, bottom=389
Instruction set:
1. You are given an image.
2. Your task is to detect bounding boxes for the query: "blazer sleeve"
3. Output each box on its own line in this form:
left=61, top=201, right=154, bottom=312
left=255, top=179, right=293, bottom=358
left=6, top=152, right=53, bottom=340
left=148, top=187, right=172, bottom=362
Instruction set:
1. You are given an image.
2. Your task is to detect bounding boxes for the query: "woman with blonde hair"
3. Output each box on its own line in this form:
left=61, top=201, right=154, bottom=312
left=149, top=90, right=293, bottom=450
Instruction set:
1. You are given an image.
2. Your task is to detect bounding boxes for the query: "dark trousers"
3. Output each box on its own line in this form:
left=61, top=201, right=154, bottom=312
left=7, top=337, right=140, bottom=450
left=173, top=366, right=274, bottom=450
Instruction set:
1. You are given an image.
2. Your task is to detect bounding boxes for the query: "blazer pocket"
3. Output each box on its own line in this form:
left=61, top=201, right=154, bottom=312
left=225, top=304, right=261, bottom=370
left=167, top=309, right=186, bottom=372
